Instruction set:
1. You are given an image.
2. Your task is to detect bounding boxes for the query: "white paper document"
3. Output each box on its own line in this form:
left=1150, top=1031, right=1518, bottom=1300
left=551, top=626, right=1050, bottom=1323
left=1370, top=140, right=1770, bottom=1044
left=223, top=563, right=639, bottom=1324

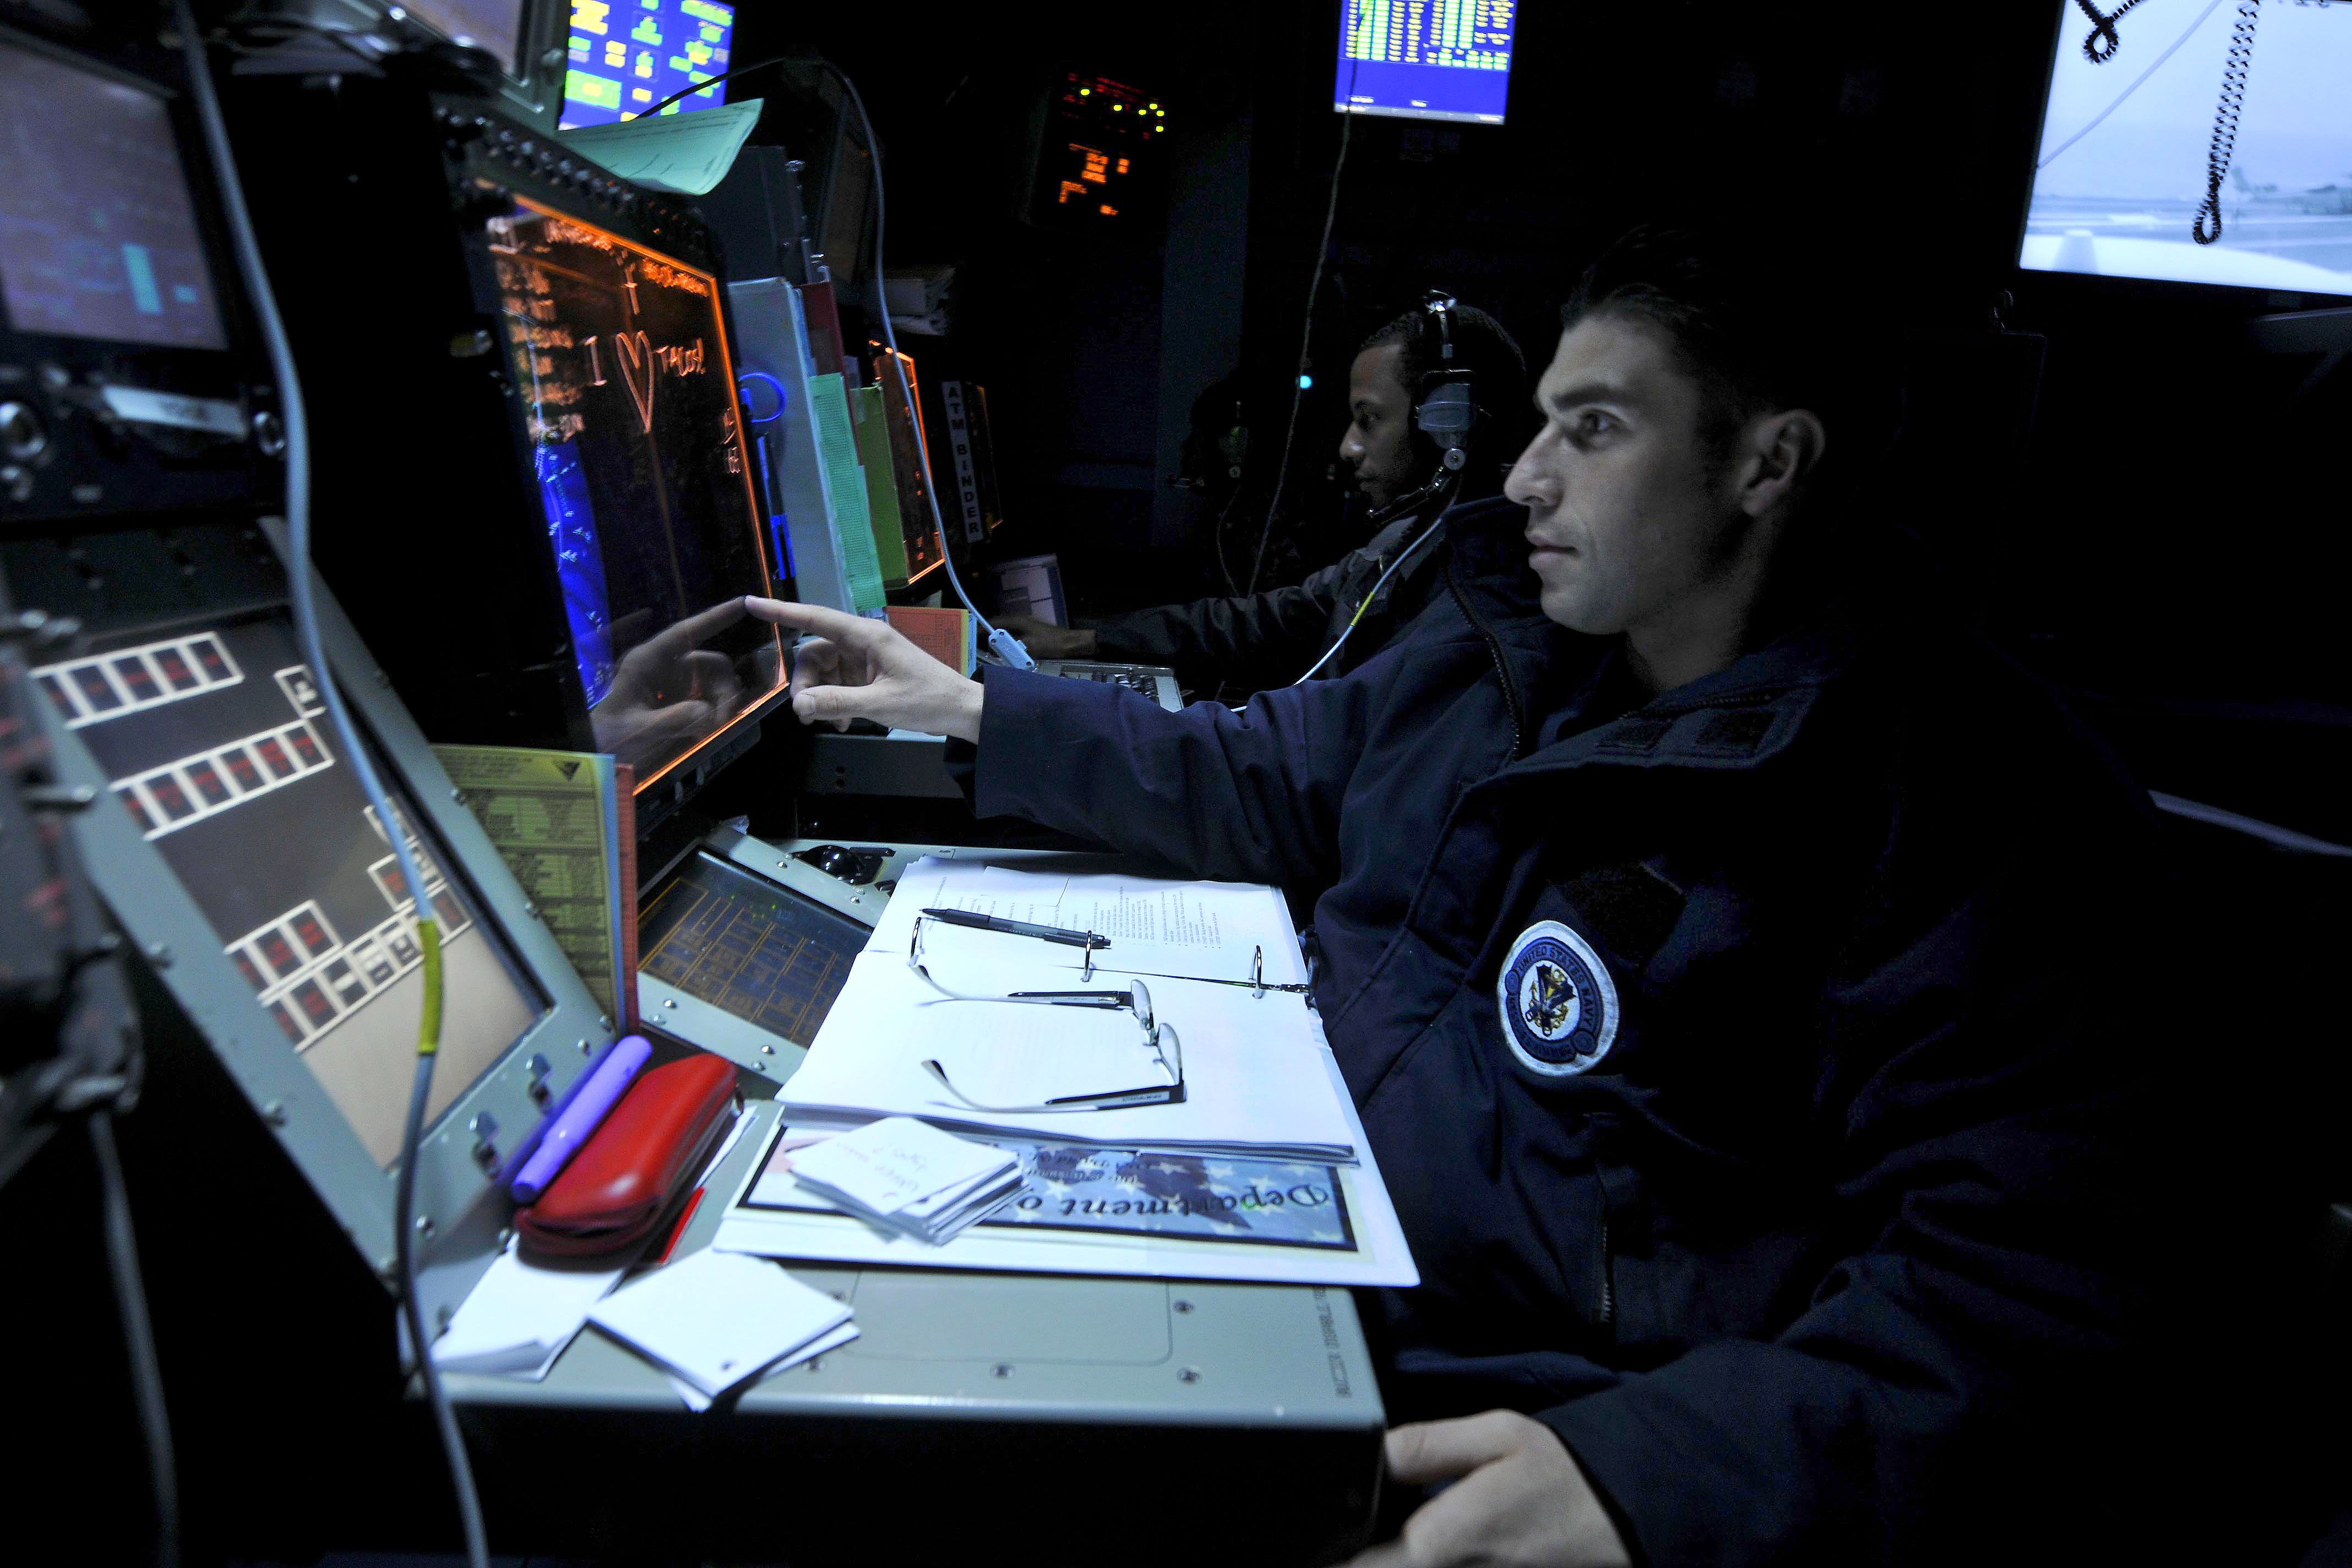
left=664, top=1321, right=858, bottom=1412
left=872, top=857, right=1309, bottom=988
left=779, top=950, right=1353, bottom=1161
left=587, top=1248, right=853, bottom=1403
left=431, top=1240, right=629, bottom=1380
left=556, top=99, right=764, bottom=195
left=778, top=857, right=1349, bottom=1159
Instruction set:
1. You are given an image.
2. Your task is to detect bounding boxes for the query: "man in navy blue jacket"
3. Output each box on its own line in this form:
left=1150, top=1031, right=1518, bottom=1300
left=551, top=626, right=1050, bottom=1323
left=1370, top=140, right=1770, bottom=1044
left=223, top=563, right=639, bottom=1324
left=749, top=230, right=2174, bottom=1565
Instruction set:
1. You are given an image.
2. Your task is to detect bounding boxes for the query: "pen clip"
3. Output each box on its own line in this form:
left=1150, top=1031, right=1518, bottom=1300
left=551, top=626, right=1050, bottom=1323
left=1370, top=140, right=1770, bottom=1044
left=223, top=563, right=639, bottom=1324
left=1250, top=945, right=1266, bottom=1000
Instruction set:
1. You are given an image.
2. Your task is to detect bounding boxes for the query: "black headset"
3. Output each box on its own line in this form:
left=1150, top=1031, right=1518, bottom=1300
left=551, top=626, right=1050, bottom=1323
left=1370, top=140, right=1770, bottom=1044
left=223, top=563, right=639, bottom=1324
left=1371, top=289, right=1482, bottom=524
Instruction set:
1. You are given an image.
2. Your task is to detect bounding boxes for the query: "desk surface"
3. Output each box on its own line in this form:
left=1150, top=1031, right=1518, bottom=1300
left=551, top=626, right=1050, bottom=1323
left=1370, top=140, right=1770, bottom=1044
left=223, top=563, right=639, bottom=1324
left=445, top=1099, right=1387, bottom=1432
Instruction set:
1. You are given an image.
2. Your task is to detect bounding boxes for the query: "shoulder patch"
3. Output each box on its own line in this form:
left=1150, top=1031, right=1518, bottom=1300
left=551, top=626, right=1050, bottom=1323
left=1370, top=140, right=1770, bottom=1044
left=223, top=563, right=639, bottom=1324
left=1496, top=919, right=1619, bottom=1077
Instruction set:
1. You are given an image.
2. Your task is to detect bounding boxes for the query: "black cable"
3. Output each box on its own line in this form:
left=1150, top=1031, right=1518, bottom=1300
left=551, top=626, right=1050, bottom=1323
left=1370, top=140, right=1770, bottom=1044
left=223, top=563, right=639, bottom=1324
left=632, top=53, right=792, bottom=119
left=2192, top=1, right=2261, bottom=247
left=1243, top=57, right=1357, bottom=596
left=170, top=7, right=487, bottom=1564
left=91, top=1108, right=179, bottom=1568
left=2075, top=0, right=2153, bottom=63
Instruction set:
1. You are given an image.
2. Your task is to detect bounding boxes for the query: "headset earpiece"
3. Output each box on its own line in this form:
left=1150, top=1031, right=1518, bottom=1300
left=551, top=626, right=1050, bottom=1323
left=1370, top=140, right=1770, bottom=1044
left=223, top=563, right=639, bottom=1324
left=1409, top=289, right=1477, bottom=475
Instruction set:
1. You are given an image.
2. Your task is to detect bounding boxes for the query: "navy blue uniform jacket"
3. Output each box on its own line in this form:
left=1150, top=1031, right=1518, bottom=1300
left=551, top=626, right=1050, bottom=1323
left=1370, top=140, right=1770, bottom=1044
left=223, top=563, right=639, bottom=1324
left=958, top=497, right=2171, bottom=1562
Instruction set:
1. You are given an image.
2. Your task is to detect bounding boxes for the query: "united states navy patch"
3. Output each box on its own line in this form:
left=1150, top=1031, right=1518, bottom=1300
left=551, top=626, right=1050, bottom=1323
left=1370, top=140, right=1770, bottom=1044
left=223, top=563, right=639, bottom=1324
left=1496, top=919, right=1619, bottom=1077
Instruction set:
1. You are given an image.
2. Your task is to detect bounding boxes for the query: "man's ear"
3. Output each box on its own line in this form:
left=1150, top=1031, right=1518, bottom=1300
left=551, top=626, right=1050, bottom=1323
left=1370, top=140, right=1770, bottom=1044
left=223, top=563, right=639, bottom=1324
left=1733, top=409, right=1828, bottom=518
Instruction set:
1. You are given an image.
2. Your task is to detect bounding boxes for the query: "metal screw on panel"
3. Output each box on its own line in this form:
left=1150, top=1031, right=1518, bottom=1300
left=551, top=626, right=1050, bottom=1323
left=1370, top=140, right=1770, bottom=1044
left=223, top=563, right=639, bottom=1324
left=992, top=1363, right=1012, bottom=1379
left=578, top=1038, right=593, bottom=1056
left=662, top=998, right=677, bottom=1009
left=1172, top=1299, right=1194, bottom=1314
left=145, top=942, right=171, bottom=967
left=413, top=1215, right=434, bottom=1237
left=521, top=901, right=537, bottom=918
left=263, top=1101, right=288, bottom=1126
left=758, top=1043, right=774, bottom=1055
left=450, top=787, right=462, bottom=801
left=252, top=410, right=286, bottom=456
left=1178, top=1366, right=1201, bottom=1384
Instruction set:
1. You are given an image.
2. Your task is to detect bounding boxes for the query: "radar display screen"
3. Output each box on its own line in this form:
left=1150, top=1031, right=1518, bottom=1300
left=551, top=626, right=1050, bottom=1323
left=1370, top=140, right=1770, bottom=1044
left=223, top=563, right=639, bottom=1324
left=639, top=852, right=865, bottom=1045
left=1335, top=1, right=1515, bottom=126
left=487, top=195, right=783, bottom=787
left=562, top=0, right=735, bottom=129
left=35, top=610, right=548, bottom=1168
left=0, top=39, right=228, bottom=351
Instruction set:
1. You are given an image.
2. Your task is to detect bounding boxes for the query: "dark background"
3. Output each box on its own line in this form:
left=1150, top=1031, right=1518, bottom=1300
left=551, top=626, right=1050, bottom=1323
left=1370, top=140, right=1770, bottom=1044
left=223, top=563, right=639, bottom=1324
left=736, top=0, right=2352, bottom=842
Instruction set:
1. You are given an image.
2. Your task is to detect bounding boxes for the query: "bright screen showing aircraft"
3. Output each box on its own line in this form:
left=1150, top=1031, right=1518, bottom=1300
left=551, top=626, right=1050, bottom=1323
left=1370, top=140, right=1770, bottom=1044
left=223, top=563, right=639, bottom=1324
left=2020, top=0, right=2352, bottom=296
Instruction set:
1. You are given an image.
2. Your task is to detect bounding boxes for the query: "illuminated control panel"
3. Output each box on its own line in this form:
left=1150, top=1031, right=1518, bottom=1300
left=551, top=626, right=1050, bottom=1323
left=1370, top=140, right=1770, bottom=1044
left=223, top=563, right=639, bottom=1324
left=1027, top=72, right=1167, bottom=233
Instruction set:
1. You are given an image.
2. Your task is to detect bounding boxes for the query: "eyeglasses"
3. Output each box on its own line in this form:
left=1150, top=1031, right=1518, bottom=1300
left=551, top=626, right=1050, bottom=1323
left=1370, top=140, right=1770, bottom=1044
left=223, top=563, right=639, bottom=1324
left=907, top=915, right=1185, bottom=1111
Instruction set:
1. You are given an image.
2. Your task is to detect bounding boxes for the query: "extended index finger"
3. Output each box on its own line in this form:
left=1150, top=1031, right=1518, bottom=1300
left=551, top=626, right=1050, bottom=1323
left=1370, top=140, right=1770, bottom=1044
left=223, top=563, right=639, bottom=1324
left=637, top=596, right=750, bottom=660
left=744, top=596, right=889, bottom=650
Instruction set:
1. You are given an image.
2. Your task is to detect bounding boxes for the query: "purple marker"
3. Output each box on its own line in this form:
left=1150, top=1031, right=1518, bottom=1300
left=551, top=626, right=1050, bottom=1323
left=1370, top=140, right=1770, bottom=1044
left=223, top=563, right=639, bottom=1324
left=510, top=1033, right=653, bottom=1204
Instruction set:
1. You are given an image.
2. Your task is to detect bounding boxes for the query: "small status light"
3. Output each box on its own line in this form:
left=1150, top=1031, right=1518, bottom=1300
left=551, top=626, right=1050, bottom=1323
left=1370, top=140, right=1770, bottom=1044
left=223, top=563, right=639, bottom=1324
left=1156, top=109, right=1166, bottom=117
left=1298, top=373, right=1314, bottom=390
left=1080, top=87, right=1091, bottom=95
left=1112, top=103, right=1122, bottom=111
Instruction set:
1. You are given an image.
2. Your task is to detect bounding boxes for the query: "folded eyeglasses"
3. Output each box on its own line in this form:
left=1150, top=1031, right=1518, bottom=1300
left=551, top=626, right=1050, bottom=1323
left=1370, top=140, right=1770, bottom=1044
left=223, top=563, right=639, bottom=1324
left=906, top=913, right=1185, bottom=1112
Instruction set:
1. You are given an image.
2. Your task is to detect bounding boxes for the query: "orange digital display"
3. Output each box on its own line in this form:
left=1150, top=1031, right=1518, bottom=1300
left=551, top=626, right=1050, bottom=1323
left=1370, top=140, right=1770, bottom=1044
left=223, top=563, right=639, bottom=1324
left=488, top=192, right=785, bottom=793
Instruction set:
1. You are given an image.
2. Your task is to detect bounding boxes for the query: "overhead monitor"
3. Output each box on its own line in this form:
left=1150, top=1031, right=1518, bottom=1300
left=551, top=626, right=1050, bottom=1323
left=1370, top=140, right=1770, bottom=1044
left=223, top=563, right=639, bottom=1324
left=489, top=196, right=782, bottom=781
left=2019, top=0, right=2352, bottom=296
left=1334, top=0, right=1515, bottom=126
left=33, top=609, right=548, bottom=1169
left=561, top=0, right=735, bottom=129
left=0, top=39, right=228, bottom=351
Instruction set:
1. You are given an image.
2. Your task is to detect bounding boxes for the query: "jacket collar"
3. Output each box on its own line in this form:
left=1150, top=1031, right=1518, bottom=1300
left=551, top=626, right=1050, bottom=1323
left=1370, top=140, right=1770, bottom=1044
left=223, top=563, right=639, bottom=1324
left=1439, top=497, right=1858, bottom=775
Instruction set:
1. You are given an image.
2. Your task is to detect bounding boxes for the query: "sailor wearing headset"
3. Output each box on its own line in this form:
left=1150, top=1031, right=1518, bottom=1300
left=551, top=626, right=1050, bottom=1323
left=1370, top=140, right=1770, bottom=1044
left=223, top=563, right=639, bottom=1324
left=1000, top=291, right=1532, bottom=695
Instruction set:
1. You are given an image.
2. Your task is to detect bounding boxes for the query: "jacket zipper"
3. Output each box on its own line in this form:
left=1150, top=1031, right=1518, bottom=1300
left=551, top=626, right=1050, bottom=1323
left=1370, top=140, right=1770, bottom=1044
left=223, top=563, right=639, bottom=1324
left=1445, top=553, right=1527, bottom=756
left=1596, top=1212, right=1614, bottom=1327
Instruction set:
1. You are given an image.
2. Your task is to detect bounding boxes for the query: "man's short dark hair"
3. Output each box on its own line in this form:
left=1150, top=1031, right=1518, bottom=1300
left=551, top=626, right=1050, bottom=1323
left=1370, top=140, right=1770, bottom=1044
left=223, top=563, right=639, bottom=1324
left=1357, top=301, right=1532, bottom=479
left=1562, top=225, right=1900, bottom=492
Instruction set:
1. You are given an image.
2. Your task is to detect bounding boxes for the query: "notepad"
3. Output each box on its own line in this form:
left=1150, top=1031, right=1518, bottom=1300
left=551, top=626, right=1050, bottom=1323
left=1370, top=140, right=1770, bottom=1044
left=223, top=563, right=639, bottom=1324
left=587, top=1249, right=853, bottom=1403
left=787, top=1117, right=1022, bottom=1244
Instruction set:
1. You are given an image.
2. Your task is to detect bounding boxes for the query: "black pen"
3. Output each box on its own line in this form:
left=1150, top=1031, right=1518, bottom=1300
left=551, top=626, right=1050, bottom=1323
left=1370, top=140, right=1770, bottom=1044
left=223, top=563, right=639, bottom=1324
left=921, top=907, right=1109, bottom=950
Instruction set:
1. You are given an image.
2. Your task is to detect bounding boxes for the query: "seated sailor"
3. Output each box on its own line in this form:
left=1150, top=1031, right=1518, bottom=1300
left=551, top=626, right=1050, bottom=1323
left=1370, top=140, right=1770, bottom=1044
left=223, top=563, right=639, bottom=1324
left=999, top=297, right=1529, bottom=694
left=748, top=225, right=2176, bottom=1565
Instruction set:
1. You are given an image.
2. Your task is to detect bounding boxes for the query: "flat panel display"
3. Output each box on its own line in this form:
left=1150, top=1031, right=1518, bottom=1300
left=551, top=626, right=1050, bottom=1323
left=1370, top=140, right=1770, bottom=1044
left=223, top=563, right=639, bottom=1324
left=639, top=852, right=865, bottom=1044
left=1335, top=0, right=1515, bottom=126
left=560, top=0, right=734, bottom=129
left=0, top=39, right=228, bottom=350
left=487, top=195, right=783, bottom=786
left=34, top=609, right=548, bottom=1168
left=405, top=0, right=528, bottom=73
left=2020, top=0, right=2352, bottom=295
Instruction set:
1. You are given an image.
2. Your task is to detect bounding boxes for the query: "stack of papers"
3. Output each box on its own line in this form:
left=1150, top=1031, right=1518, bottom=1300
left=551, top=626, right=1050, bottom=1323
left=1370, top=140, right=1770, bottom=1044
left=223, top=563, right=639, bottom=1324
left=586, top=1249, right=855, bottom=1410
left=776, top=859, right=1358, bottom=1163
left=431, top=1242, right=627, bottom=1380
left=787, top=1117, right=1022, bottom=1244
